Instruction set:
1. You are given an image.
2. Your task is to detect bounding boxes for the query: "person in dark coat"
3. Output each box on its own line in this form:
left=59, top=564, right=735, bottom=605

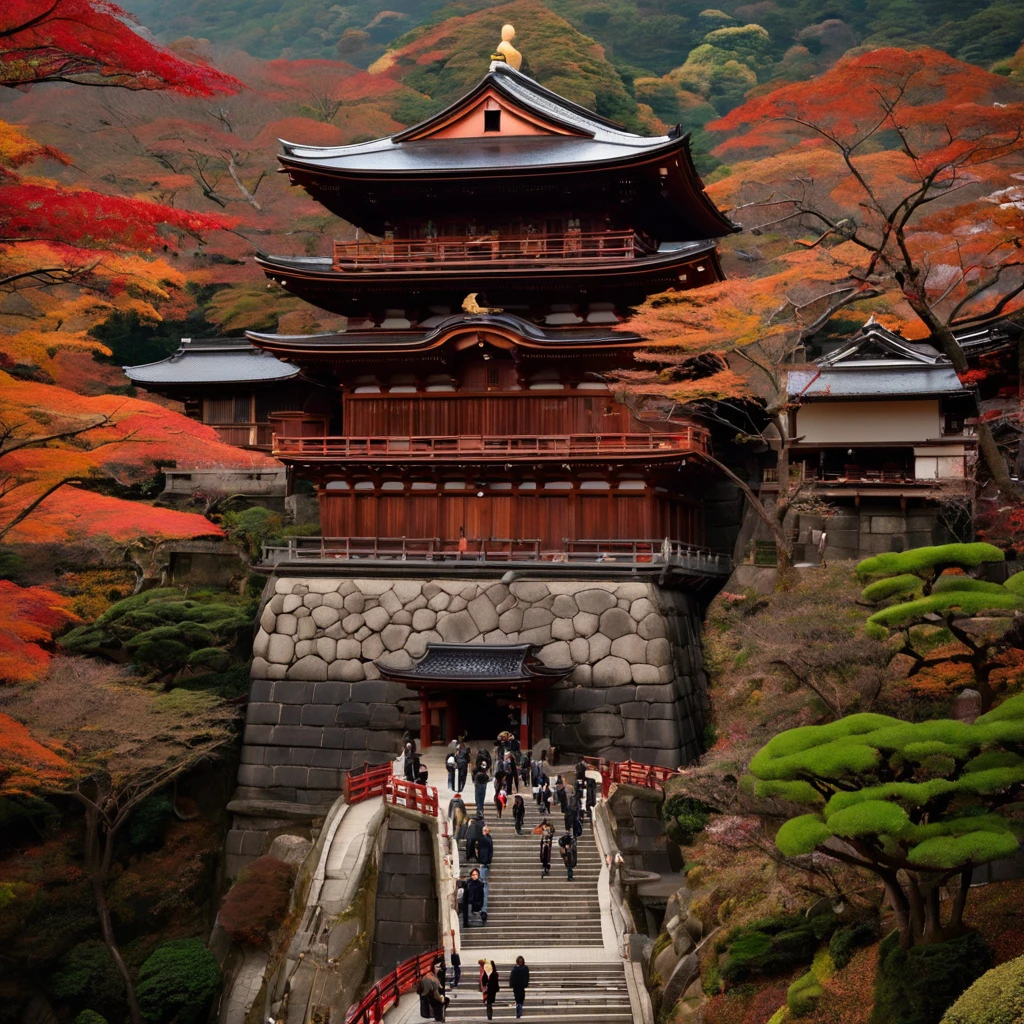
left=535, top=819, right=553, bottom=877
left=456, top=743, right=470, bottom=791
left=586, top=776, right=597, bottom=820
left=465, top=813, right=485, bottom=861
left=416, top=968, right=446, bottom=1022
left=575, top=758, right=588, bottom=784
left=477, top=825, right=493, bottom=923
left=558, top=830, right=578, bottom=881
left=512, top=793, right=526, bottom=834
left=509, top=956, right=530, bottom=1019
left=463, top=868, right=485, bottom=928
left=479, top=959, right=500, bottom=1020
left=475, top=747, right=492, bottom=773
left=493, top=761, right=506, bottom=796
left=403, top=742, right=420, bottom=782
left=451, top=949, right=462, bottom=988
left=539, top=781, right=552, bottom=815
left=448, top=792, right=469, bottom=842
left=554, top=775, right=568, bottom=814
left=505, top=752, right=520, bottom=792
left=473, top=764, right=490, bottom=817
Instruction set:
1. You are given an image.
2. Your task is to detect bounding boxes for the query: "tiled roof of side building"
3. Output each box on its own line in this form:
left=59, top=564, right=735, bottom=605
left=124, top=337, right=299, bottom=385
left=788, top=366, right=965, bottom=398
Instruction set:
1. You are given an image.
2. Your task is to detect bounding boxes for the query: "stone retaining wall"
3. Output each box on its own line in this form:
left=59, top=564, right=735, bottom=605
left=238, top=576, right=710, bottom=805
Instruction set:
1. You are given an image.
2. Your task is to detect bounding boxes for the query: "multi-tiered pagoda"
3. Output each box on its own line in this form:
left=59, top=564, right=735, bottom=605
left=243, top=53, right=734, bottom=554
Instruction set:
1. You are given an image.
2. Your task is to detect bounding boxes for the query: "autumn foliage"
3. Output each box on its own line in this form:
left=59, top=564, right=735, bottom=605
left=218, top=856, right=295, bottom=948
left=0, top=1, right=241, bottom=95
left=0, top=580, right=77, bottom=684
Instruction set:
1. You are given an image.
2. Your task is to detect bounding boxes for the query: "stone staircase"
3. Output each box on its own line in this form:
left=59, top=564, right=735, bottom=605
left=444, top=962, right=632, bottom=1023
left=459, top=778, right=604, bottom=948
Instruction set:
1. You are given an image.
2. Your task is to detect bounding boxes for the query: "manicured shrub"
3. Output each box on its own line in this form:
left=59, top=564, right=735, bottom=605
left=136, top=939, right=221, bottom=1024
left=941, top=954, right=1024, bottom=1024
left=186, top=647, right=231, bottom=672
left=717, top=911, right=837, bottom=984
left=47, top=941, right=124, bottom=1014
left=829, top=919, right=879, bottom=969
left=870, top=930, right=991, bottom=1024
left=126, top=794, right=174, bottom=852
left=663, top=794, right=714, bottom=844
left=787, top=969, right=823, bottom=1016
left=74, top=1012, right=108, bottom=1024
left=218, top=855, right=295, bottom=948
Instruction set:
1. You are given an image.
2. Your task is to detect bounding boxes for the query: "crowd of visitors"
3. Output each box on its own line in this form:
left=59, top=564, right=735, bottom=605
left=405, top=730, right=599, bottom=1020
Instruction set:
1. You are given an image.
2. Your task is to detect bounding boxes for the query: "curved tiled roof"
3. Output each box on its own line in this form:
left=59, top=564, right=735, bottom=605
left=124, top=337, right=299, bottom=385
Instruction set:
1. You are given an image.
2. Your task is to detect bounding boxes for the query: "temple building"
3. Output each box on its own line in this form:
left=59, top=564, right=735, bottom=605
left=131, top=38, right=743, bottom=846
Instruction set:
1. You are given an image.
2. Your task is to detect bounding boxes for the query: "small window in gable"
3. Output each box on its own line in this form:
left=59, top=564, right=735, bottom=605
left=484, top=101, right=501, bottom=132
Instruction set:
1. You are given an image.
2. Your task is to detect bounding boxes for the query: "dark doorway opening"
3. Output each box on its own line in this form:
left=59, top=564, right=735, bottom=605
left=454, top=689, right=518, bottom=742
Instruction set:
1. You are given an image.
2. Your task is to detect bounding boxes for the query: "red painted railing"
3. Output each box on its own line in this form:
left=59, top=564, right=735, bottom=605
left=346, top=947, right=445, bottom=1024
left=385, top=775, right=440, bottom=816
left=342, top=763, right=439, bottom=818
left=272, top=430, right=710, bottom=461
left=342, top=762, right=393, bottom=804
left=584, top=756, right=681, bottom=798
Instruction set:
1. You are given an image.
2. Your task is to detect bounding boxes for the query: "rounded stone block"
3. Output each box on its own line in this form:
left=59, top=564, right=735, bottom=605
left=638, top=612, right=667, bottom=640
left=295, top=639, right=315, bottom=659
left=589, top=633, right=611, bottom=661
left=308, top=578, right=342, bottom=594
left=629, top=597, right=656, bottom=621
left=647, top=637, right=672, bottom=667
left=393, top=580, right=422, bottom=604
left=381, top=623, right=412, bottom=651
left=274, top=578, right=294, bottom=595
left=412, top=608, right=436, bottom=631
left=377, top=649, right=414, bottom=671
left=406, top=595, right=427, bottom=612
left=296, top=617, right=317, bottom=640
left=551, top=617, right=575, bottom=641
left=363, top=606, right=390, bottom=632
left=510, top=581, right=548, bottom=602
left=267, top=634, right=294, bottom=665
left=316, top=637, right=337, bottom=662
left=632, top=664, right=661, bottom=684
left=329, top=659, right=365, bottom=682
left=569, top=638, right=590, bottom=664
left=391, top=611, right=412, bottom=626
left=337, top=580, right=357, bottom=597
left=293, top=606, right=310, bottom=618
left=303, top=593, right=323, bottom=609
left=379, top=590, right=403, bottom=615
left=522, top=606, right=554, bottom=629
left=611, top=634, right=648, bottom=664
left=275, top=613, right=298, bottom=636
left=423, top=583, right=441, bottom=600
left=519, top=625, right=552, bottom=645
left=251, top=656, right=272, bottom=679
left=551, top=594, right=579, bottom=617
left=599, top=607, right=635, bottom=640
left=428, top=592, right=450, bottom=611
left=282, top=594, right=303, bottom=613
left=540, top=640, right=572, bottom=666
left=341, top=613, right=365, bottom=634
left=336, top=638, right=361, bottom=660
left=577, top=589, right=617, bottom=615
left=498, top=607, right=524, bottom=632
left=468, top=594, right=499, bottom=632
left=252, top=630, right=269, bottom=659
left=322, top=592, right=345, bottom=609
left=287, top=655, right=328, bottom=681
left=581, top=712, right=624, bottom=739
left=437, top=610, right=479, bottom=643
left=343, top=592, right=365, bottom=614
left=593, top=655, right=632, bottom=686
left=448, top=596, right=467, bottom=613
left=571, top=611, right=599, bottom=638
left=486, top=583, right=509, bottom=606
left=362, top=634, right=385, bottom=660
left=311, top=602, right=339, bottom=626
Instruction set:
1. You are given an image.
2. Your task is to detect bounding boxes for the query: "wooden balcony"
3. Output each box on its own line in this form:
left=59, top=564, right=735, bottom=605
left=332, top=229, right=642, bottom=271
left=208, top=422, right=273, bottom=449
left=272, top=430, right=710, bottom=462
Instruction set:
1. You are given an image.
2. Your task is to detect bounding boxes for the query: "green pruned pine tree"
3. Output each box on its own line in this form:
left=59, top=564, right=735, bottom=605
left=748, top=694, right=1024, bottom=949
left=856, top=544, right=1024, bottom=710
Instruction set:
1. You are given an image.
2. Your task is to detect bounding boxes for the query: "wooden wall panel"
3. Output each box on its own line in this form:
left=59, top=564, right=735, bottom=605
left=343, top=393, right=633, bottom=437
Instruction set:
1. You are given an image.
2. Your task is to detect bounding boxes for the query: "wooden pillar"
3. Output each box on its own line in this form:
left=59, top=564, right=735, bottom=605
left=519, top=693, right=530, bottom=752
left=419, top=690, right=431, bottom=750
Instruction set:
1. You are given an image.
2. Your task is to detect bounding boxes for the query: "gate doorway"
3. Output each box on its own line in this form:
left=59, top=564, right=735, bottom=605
left=454, top=689, right=519, bottom=742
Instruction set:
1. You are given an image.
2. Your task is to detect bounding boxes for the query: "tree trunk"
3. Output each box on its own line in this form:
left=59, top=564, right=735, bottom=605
left=90, top=870, right=143, bottom=1024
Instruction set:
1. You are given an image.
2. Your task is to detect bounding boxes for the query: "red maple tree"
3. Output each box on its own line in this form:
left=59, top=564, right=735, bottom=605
left=1, top=0, right=241, bottom=94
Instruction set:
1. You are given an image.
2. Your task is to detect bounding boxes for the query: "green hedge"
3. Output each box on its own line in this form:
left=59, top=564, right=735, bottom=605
left=941, top=954, right=1024, bottom=1024
left=136, top=939, right=221, bottom=1024
left=717, top=911, right=837, bottom=984
left=871, top=931, right=991, bottom=1024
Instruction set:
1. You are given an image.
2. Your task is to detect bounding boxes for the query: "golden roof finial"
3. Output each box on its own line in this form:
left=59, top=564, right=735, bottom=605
left=496, top=23, right=522, bottom=71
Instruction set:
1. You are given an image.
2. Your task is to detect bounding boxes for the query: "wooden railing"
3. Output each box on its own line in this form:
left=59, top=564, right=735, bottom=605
left=261, top=537, right=732, bottom=575
left=333, top=229, right=642, bottom=270
left=346, top=947, right=445, bottom=1024
left=272, top=430, right=710, bottom=460
left=342, top=762, right=439, bottom=817
left=342, top=761, right=393, bottom=804
left=584, top=756, right=681, bottom=798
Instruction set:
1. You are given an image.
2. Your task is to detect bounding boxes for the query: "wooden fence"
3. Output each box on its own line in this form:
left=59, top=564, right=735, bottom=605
left=342, top=762, right=439, bottom=817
